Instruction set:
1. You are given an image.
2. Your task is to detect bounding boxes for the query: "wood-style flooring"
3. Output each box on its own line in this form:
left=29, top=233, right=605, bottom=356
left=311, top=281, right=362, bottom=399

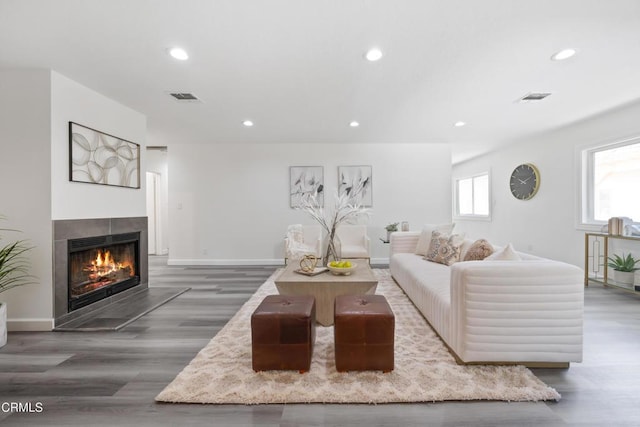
left=1, top=257, right=640, bottom=426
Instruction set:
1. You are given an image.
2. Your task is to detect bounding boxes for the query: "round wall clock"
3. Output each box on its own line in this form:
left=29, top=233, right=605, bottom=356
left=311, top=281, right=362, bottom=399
left=509, top=163, right=540, bottom=200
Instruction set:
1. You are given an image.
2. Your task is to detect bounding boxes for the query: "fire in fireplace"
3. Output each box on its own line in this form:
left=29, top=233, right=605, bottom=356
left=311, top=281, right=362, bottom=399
left=68, top=232, right=140, bottom=311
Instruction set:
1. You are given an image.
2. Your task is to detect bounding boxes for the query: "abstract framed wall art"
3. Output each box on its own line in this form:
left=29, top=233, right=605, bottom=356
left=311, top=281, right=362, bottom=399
left=338, top=165, right=372, bottom=206
left=69, top=122, right=140, bottom=189
left=290, top=166, right=324, bottom=207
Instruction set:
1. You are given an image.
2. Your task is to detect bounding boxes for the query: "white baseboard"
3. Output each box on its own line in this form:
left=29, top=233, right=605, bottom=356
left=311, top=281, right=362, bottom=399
left=167, top=258, right=389, bottom=266
left=168, top=258, right=285, bottom=266
left=8, top=319, right=54, bottom=331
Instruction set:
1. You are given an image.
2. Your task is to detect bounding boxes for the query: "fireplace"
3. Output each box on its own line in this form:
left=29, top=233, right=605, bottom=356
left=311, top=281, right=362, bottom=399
left=53, top=217, right=148, bottom=327
left=67, top=232, right=141, bottom=311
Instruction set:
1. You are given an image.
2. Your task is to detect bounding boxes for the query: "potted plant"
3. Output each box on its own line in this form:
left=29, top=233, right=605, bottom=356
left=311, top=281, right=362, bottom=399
left=0, top=218, right=35, bottom=347
left=607, top=252, right=640, bottom=288
left=385, top=222, right=399, bottom=242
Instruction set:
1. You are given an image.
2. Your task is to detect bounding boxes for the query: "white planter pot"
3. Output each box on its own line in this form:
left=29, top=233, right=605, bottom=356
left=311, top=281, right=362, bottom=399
left=0, top=302, right=6, bottom=348
left=613, top=270, right=635, bottom=288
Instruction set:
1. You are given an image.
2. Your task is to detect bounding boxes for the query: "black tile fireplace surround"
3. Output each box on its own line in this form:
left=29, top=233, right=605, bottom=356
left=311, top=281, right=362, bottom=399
left=53, top=217, right=148, bottom=328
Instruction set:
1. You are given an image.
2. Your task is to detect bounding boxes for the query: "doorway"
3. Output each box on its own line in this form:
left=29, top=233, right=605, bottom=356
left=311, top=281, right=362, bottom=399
left=146, top=171, right=161, bottom=254
left=146, top=146, right=169, bottom=256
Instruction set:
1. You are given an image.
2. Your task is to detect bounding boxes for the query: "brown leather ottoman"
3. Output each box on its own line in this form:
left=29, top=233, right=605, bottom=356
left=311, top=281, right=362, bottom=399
left=334, top=294, right=394, bottom=372
left=251, top=295, right=316, bottom=372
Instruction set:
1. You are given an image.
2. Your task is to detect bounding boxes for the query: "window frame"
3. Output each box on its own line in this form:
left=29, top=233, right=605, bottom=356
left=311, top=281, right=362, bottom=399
left=453, top=171, right=491, bottom=221
left=578, top=135, right=640, bottom=230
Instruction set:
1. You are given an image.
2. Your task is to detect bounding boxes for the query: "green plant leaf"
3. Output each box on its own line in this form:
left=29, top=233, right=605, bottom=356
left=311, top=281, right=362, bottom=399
left=0, top=217, right=36, bottom=294
left=607, top=252, right=640, bottom=272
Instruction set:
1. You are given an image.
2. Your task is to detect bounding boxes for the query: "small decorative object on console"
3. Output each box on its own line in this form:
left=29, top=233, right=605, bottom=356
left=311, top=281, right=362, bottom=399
left=385, top=222, right=398, bottom=242
left=385, top=223, right=399, bottom=232
left=607, top=252, right=639, bottom=287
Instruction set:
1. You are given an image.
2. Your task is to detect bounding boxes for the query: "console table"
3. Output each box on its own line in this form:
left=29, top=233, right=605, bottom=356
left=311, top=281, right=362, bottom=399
left=584, top=232, right=640, bottom=292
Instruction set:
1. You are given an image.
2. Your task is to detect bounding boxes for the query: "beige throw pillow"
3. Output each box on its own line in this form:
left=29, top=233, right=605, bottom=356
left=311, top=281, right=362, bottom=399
left=463, top=239, right=494, bottom=261
left=415, top=223, right=455, bottom=256
left=425, top=231, right=465, bottom=266
left=485, top=243, right=521, bottom=261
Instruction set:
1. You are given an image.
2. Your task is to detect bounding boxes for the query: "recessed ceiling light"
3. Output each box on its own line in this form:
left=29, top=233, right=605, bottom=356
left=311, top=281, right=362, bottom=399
left=349, top=121, right=360, bottom=127
left=242, top=120, right=254, bottom=127
left=551, top=48, right=576, bottom=61
left=168, top=47, right=189, bottom=61
left=365, top=48, right=383, bottom=62
left=454, top=121, right=466, bottom=127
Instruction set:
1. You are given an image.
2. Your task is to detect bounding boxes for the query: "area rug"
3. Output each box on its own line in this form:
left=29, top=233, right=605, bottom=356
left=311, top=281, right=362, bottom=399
left=155, top=269, right=560, bottom=404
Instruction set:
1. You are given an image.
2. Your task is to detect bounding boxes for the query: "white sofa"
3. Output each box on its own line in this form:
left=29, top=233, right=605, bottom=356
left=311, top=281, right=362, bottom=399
left=389, top=231, right=584, bottom=367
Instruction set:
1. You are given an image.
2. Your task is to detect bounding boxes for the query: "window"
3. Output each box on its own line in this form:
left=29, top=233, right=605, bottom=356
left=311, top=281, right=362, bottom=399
left=455, top=173, right=490, bottom=218
left=582, top=138, right=640, bottom=224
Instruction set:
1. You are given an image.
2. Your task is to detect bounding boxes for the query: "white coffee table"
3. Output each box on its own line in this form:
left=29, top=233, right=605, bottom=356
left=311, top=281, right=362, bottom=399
left=274, top=261, right=378, bottom=326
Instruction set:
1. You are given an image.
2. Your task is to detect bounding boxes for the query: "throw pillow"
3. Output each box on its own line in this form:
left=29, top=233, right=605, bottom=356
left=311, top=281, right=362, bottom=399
left=463, top=239, right=494, bottom=261
left=485, top=243, right=521, bottom=261
left=415, top=223, right=455, bottom=256
left=425, top=231, right=465, bottom=266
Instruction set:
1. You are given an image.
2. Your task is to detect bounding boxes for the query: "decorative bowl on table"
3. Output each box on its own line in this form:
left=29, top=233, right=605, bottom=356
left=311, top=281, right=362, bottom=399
left=327, top=260, right=357, bottom=275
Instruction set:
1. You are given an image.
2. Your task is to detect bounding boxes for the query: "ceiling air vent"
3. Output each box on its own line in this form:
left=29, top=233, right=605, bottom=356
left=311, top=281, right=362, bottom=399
left=168, top=92, right=201, bottom=102
left=518, top=92, right=552, bottom=103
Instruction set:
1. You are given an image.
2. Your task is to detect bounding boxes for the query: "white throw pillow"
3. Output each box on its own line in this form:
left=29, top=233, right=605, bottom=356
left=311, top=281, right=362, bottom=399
left=415, top=223, right=455, bottom=256
left=485, top=243, right=521, bottom=261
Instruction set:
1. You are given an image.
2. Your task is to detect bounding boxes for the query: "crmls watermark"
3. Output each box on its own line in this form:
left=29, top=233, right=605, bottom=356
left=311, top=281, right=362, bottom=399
left=1, top=402, right=44, bottom=413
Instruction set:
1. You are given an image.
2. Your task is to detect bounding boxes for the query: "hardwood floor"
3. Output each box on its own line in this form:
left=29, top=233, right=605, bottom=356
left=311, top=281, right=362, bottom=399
left=1, top=257, right=640, bottom=426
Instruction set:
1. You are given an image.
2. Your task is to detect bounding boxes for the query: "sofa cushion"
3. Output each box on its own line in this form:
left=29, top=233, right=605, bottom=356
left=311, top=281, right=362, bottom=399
left=463, top=239, right=494, bottom=261
left=425, top=232, right=465, bottom=266
left=389, top=253, right=451, bottom=342
left=415, top=223, right=455, bottom=256
left=485, top=243, right=521, bottom=261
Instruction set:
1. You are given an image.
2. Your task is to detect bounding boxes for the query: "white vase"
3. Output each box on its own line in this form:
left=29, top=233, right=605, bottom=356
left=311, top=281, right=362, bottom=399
left=0, top=302, right=6, bottom=348
left=613, top=270, right=634, bottom=288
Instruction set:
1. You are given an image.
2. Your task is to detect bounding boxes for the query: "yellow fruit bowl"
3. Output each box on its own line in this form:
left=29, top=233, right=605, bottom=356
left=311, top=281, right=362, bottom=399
left=327, top=261, right=357, bottom=275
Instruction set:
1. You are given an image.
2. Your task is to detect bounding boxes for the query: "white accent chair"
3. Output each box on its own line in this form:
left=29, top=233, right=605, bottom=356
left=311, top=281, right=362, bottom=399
left=284, top=224, right=322, bottom=263
left=336, top=225, right=370, bottom=261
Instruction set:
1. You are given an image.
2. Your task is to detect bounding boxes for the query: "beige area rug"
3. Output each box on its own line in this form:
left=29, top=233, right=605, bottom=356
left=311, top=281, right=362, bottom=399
left=156, top=269, right=560, bottom=404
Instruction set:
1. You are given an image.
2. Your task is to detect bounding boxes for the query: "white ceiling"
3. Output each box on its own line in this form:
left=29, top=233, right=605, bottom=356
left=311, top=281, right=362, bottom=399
left=2, top=0, right=640, bottom=163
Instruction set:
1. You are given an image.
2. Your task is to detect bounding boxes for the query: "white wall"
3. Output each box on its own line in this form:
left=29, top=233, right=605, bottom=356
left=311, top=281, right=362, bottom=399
left=453, top=100, right=640, bottom=268
left=168, top=143, right=452, bottom=264
left=0, top=69, right=53, bottom=328
left=0, top=69, right=147, bottom=330
left=146, top=148, right=169, bottom=254
left=51, top=71, right=147, bottom=220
